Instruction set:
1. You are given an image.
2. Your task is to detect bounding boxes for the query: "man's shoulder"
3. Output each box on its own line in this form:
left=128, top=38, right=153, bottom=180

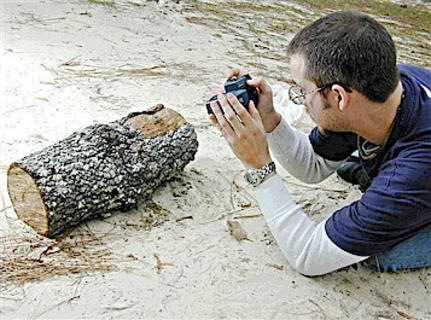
left=398, top=64, right=431, bottom=90
left=382, top=139, right=431, bottom=193
left=398, top=63, right=431, bottom=75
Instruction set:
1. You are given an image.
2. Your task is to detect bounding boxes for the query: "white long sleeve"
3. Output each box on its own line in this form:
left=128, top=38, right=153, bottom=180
left=267, top=117, right=345, bottom=183
left=255, top=174, right=368, bottom=276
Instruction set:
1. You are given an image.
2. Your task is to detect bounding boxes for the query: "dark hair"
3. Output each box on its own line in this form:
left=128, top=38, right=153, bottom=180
left=287, top=10, right=399, bottom=103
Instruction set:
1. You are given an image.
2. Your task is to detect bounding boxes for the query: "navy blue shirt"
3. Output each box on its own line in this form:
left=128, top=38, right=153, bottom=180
left=309, top=64, right=431, bottom=256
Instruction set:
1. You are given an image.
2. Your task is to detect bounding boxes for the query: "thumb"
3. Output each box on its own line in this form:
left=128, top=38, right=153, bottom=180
left=249, top=101, right=262, bottom=122
left=247, top=77, right=272, bottom=95
left=211, top=87, right=225, bottom=95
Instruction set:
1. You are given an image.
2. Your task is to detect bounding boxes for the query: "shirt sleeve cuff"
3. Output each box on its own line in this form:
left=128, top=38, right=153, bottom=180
left=254, top=173, right=295, bottom=221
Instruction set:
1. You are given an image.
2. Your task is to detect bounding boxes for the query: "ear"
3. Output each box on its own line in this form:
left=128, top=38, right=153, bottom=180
left=331, top=84, right=350, bottom=112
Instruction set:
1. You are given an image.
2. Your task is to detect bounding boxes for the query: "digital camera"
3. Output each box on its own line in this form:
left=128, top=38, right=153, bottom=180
left=206, top=74, right=259, bottom=115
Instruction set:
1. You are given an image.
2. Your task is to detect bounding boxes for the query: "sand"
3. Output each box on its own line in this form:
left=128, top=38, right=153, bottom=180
left=1, top=1, right=430, bottom=319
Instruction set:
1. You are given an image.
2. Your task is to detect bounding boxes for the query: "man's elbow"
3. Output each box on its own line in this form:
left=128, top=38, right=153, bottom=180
left=294, top=264, right=329, bottom=277
left=292, top=258, right=333, bottom=277
left=298, top=159, right=342, bottom=184
left=296, top=171, right=331, bottom=185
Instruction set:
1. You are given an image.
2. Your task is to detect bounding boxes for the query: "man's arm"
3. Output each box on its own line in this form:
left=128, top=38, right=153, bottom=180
left=255, top=174, right=368, bottom=276
left=255, top=148, right=431, bottom=275
left=266, top=117, right=348, bottom=184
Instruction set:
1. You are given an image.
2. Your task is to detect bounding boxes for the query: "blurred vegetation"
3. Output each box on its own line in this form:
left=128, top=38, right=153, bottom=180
left=88, top=0, right=116, bottom=6
left=182, top=0, right=431, bottom=70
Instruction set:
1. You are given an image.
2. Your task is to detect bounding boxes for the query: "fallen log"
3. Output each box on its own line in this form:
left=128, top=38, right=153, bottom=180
left=7, top=104, right=198, bottom=238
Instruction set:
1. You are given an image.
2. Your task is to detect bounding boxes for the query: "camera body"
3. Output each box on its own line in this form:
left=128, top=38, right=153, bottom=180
left=206, top=74, right=259, bottom=115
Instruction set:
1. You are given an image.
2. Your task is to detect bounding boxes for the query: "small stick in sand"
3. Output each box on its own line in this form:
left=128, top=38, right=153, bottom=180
left=238, top=202, right=251, bottom=208
left=227, top=220, right=248, bottom=241
left=233, top=213, right=262, bottom=220
left=175, top=216, right=193, bottom=222
left=267, top=264, right=284, bottom=271
left=153, top=253, right=173, bottom=273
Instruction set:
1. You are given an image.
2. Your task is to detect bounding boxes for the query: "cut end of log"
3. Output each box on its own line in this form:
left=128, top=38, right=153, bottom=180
left=7, top=165, right=49, bottom=236
left=125, top=104, right=187, bottom=139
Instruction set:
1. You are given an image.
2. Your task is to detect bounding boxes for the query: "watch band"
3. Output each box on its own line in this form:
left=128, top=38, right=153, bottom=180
left=244, top=161, right=276, bottom=186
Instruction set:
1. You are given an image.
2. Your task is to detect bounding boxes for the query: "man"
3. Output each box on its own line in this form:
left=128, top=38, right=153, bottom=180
left=209, top=10, right=431, bottom=276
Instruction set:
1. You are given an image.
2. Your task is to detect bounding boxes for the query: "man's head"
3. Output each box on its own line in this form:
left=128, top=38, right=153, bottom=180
left=287, top=10, right=399, bottom=130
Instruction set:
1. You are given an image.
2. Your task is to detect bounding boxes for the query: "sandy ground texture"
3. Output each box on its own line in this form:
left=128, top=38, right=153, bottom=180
left=1, top=0, right=430, bottom=319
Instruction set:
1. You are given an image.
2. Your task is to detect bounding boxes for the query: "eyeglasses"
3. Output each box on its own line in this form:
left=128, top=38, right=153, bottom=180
left=288, top=82, right=352, bottom=105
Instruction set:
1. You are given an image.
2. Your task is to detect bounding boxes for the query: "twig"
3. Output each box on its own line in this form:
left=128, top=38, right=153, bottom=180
left=202, top=207, right=256, bottom=224
left=175, top=216, right=193, bottom=222
left=267, top=263, right=284, bottom=270
left=232, top=176, right=257, bottom=202
left=233, top=213, right=262, bottom=219
left=33, top=295, right=80, bottom=318
left=216, top=169, right=256, bottom=204
left=308, top=298, right=327, bottom=320
left=58, top=55, right=80, bottom=68
left=396, top=310, right=414, bottom=319
left=0, top=295, right=23, bottom=301
left=0, top=205, right=13, bottom=214
left=1, top=104, right=39, bottom=115
left=229, top=174, right=237, bottom=210
left=40, top=63, right=59, bottom=76
left=282, top=177, right=349, bottom=193
left=153, top=253, right=173, bottom=273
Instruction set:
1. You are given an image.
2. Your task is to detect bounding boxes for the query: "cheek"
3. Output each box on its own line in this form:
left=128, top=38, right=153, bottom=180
left=305, top=101, right=318, bottom=115
left=304, top=99, right=314, bottom=111
left=323, top=99, right=332, bottom=110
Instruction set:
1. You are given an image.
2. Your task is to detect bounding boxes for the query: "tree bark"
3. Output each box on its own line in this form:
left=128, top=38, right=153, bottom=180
left=7, top=105, right=198, bottom=238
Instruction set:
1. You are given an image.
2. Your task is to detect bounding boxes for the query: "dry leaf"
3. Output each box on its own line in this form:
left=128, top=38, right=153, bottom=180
left=267, top=264, right=284, bottom=271
left=227, top=220, right=247, bottom=241
left=126, top=253, right=138, bottom=260
left=79, top=12, right=92, bottom=17
left=396, top=310, right=414, bottom=319
left=239, top=202, right=251, bottom=208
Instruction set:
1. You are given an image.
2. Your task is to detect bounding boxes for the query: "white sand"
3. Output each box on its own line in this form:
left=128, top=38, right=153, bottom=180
left=1, top=1, right=430, bottom=319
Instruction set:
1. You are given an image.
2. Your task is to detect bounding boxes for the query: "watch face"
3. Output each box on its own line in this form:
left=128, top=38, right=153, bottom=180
left=249, top=171, right=259, bottom=184
left=246, top=170, right=261, bottom=185
left=245, top=162, right=275, bottom=186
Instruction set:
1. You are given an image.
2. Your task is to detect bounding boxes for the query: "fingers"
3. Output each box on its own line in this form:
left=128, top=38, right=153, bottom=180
left=247, top=77, right=272, bottom=95
left=208, top=114, right=220, bottom=130
left=227, top=68, right=248, bottom=80
left=210, top=101, right=235, bottom=137
left=225, top=70, right=271, bottom=97
left=209, top=114, right=219, bottom=126
left=209, top=114, right=217, bottom=125
left=217, top=94, right=245, bottom=134
left=225, top=93, right=253, bottom=128
left=210, top=93, right=261, bottom=133
left=248, top=101, right=263, bottom=127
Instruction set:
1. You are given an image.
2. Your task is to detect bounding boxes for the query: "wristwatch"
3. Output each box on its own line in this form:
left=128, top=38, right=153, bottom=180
left=244, top=161, right=276, bottom=187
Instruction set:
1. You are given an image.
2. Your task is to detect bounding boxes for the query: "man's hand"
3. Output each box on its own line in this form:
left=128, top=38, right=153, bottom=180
left=227, top=69, right=281, bottom=133
left=208, top=92, right=272, bottom=169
